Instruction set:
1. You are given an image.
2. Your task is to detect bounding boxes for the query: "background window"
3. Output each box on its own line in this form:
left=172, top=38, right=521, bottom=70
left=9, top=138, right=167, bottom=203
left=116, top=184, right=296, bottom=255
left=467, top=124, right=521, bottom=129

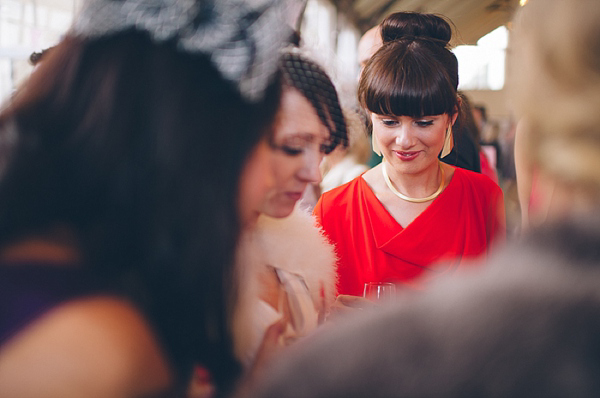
left=454, top=25, right=508, bottom=91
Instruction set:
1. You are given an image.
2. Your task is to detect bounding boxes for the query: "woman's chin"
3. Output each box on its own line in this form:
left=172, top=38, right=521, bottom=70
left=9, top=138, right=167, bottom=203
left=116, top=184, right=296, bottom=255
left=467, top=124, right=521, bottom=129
left=261, top=200, right=295, bottom=219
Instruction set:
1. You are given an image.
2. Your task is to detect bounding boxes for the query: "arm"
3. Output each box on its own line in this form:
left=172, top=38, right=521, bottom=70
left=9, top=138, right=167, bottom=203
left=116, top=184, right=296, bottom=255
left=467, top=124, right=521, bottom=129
left=0, top=297, right=172, bottom=398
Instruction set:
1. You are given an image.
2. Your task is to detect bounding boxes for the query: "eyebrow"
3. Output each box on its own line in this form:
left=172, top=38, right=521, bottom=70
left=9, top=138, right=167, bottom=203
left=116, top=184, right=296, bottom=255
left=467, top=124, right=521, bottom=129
left=280, top=130, right=330, bottom=141
left=375, top=114, right=441, bottom=119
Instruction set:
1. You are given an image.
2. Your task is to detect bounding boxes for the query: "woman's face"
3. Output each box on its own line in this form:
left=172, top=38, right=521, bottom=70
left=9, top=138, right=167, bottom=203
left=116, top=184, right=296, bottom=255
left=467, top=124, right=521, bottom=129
left=261, top=87, right=331, bottom=218
left=371, top=113, right=455, bottom=175
left=238, top=139, right=276, bottom=226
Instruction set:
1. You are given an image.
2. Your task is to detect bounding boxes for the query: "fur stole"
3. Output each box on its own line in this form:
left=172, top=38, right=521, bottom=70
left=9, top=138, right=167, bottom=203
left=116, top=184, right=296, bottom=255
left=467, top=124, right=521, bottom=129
left=232, top=206, right=337, bottom=366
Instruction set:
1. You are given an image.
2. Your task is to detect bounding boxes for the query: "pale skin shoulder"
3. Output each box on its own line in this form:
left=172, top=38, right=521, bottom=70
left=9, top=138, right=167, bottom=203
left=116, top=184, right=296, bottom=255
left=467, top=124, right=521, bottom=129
left=0, top=296, right=172, bottom=398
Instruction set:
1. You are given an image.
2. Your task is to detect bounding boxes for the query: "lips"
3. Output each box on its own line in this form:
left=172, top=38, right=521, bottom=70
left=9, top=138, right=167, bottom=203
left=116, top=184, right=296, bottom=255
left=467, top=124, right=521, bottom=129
left=393, top=150, right=420, bottom=161
left=285, top=192, right=303, bottom=201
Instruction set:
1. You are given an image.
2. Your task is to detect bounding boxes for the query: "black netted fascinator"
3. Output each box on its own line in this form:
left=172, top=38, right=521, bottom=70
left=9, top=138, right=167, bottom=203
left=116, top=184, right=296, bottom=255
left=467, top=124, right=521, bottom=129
left=71, top=0, right=306, bottom=102
left=279, top=50, right=348, bottom=153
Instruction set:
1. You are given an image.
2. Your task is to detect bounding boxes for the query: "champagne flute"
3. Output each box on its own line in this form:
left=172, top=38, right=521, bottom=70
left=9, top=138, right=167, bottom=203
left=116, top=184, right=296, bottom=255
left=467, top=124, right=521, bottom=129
left=363, top=282, right=396, bottom=302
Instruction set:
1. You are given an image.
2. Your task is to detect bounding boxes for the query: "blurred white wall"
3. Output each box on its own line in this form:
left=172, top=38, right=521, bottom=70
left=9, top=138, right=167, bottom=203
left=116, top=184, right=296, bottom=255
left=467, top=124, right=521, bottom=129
left=300, top=0, right=361, bottom=107
left=0, top=0, right=81, bottom=102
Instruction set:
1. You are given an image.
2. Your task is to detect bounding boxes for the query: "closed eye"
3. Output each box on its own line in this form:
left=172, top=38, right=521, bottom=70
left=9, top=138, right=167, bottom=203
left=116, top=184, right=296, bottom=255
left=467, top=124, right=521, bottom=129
left=381, top=119, right=398, bottom=127
left=271, top=135, right=307, bottom=156
left=415, top=120, right=434, bottom=127
left=279, top=146, right=303, bottom=156
left=272, top=135, right=331, bottom=156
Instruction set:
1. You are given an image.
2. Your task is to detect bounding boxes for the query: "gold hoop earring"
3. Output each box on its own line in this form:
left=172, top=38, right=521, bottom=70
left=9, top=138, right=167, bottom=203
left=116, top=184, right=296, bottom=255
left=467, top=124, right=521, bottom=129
left=440, top=124, right=454, bottom=158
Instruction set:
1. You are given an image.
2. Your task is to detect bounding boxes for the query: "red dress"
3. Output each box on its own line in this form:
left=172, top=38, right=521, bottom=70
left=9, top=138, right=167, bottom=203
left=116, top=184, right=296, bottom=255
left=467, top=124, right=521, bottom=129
left=314, top=167, right=505, bottom=296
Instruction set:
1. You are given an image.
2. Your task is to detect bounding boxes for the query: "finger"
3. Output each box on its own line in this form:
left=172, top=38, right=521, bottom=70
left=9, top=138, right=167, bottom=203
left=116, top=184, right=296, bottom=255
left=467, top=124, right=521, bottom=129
left=337, top=295, right=371, bottom=308
left=263, top=318, right=286, bottom=342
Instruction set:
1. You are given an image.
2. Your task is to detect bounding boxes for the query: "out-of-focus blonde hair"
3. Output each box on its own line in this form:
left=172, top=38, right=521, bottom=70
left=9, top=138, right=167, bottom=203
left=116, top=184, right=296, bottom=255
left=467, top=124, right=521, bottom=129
left=509, top=0, right=600, bottom=201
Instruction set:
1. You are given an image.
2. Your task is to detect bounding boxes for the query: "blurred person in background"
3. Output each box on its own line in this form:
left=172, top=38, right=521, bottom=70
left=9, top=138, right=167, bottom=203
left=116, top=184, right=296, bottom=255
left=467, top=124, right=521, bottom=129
left=459, top=92, right=498, bottom=183
left=474, top=103, right=503, bottom=179
left=356, top=25, right=384, bottom=168
left=28, top=47, right=55, bottom=67
left=320, top=107, right=370, bottom=193
left=472, top=104, right=487, bottom=135
left=357, top=26, right=383, bottom=73
left=316, top=12, right=505, bottom=300
left=0, top=0, right=301, bottom=396
left=241, top=1, right=600, bottom=397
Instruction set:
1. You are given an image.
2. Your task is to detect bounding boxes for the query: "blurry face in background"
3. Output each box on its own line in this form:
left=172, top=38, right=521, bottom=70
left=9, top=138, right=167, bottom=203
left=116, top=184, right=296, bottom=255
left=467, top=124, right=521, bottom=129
left=472, top=107, right=485, bottom=132
left=260, top=87, right=331, bottom=218
left=357, top=26, right=382, bottom=74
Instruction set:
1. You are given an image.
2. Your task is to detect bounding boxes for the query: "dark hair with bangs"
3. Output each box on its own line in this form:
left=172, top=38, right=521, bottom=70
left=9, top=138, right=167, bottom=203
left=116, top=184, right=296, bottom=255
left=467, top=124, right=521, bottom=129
left=358, top=12, right=459, bottom=119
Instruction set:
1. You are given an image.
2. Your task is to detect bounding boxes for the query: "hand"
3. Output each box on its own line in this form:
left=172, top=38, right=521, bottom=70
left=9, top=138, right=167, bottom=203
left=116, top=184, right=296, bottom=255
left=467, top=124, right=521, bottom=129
left=327, top=294, right=374, bottom=320
left=250, top=316, right=290, bottom=377
left=236, top=318, right=287, bottom=397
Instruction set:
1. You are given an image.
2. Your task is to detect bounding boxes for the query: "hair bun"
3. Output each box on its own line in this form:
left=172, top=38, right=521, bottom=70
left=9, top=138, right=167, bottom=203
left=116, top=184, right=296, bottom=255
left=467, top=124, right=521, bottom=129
left=380, top=12, right=452, bottom=46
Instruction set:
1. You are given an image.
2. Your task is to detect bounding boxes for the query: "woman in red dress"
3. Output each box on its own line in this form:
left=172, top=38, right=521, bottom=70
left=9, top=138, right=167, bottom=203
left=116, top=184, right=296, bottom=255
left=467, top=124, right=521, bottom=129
left=314, top=12, right=505, bottom=297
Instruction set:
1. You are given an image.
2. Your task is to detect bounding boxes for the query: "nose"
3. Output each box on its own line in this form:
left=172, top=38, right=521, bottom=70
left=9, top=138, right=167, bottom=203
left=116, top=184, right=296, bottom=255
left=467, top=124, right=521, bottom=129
left=297, top=149, right=323, bottom=183
left=395, top=125, right=416, bottom=149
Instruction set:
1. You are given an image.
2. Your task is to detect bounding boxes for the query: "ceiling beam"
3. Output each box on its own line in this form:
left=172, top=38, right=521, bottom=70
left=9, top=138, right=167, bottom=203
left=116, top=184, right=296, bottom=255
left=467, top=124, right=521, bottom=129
left=330, top=0, right=520, bottom=43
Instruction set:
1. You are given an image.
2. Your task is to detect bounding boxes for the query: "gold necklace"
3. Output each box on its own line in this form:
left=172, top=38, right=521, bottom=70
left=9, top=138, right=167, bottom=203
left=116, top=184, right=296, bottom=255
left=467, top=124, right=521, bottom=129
left=381, top=160, right=445, bottom=203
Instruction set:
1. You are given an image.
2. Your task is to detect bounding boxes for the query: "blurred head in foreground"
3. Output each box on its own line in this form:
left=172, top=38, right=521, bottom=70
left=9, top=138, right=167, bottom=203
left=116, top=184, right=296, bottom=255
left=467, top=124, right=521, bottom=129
left=510, top=0, right=600, bottom=225
left=0, top=0, right=301, bottom=394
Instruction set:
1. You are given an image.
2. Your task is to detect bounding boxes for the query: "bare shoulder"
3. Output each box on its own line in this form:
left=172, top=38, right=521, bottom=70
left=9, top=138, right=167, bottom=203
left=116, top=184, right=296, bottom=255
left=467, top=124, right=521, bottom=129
left=0, top=296, right=172, bottom=398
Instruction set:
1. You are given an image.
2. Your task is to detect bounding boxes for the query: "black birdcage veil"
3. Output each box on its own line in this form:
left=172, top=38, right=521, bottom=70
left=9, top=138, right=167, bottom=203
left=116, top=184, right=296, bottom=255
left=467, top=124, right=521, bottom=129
left=72, top=0, right=306, bottom=103
left=279, top=50, right=348, bottom=154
